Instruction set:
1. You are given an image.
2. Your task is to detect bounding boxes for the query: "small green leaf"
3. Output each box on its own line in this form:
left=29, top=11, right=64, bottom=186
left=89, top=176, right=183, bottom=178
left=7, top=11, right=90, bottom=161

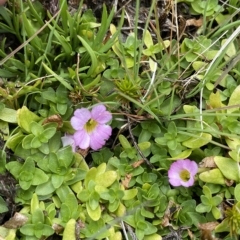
left=86, top=202, right=101, bottom=221
left=214, top=156, right=240, bottom=182
left=122, top=189, right=138, bottom=200
left=38, top=127, right=56, bottom=143
left=212, top=206, right=221, bottom=219
left=119, top=134, right=132, bottom=149
left=168, top=149, right=192, bottom=160
left=17, top=106, right=40, bottom=133
left=199, top=169, right=225, bottom=185
left=95, top=171, right=118, bottom=188
left=20, top=224, right=35, bottom=236
left=168, top=122, right=177, bottom=136
left=62, top=219, right=76, bottom=240
left=84, top=168, right=97, bottom=187
left=35, top=181, right=55, bottom=196
left=196, top=203, right=211, bottom=213
left=0, top=107, right=17, bottom=123
left=182, top=133, right=212, bottom=148
left=32, top=168, right=49, bottom=185
left=31, top=136, right=42, bottom=148
left=138, top=142, right=151, bottom=151
left=30, top=121, right=43, bottom=136
left=228, top=85, right=240, bottom=113
left=32, top=208, right=44, bottom=224
left=211, top=195, right=222, bottom=206
left=51, top=174, right=64, bottom=189
left=234, top=183, right=240, bottom=201
left=22, top=134, right=35, bottom=149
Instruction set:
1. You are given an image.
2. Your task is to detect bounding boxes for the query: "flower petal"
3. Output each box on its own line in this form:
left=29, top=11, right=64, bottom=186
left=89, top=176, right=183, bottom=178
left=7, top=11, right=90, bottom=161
left=73, top=130, right=90, bottom=149
left=91, top=104, right=112, bottom=124
left=71, top=108, right=91, bottom=130
left=182, top=159, right=198, bottom=174
left=89, top=125, right=112, bottom=150
left=90, top=137, right=105, bottom=150
left=61, top=134, right=76, bottom=152
left=168, top=159, right=198, bottom=187
left=180, top=176, right=194, bottom=187
left=94, top=124, right=112, bottom=140
left=169, top=175, right=181, bottom=187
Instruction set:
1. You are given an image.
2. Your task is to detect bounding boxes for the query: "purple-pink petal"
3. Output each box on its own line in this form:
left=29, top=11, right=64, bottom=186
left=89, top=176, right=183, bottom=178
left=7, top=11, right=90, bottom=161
left=91, top=104, right=112, bottom=124
left=94, top=125, right=112, bottom=140
left=89, top=125, right=112, bottom=150
left=182, top=159, right=198, bottom=174
left=73, top=130, right=90, bottom=149
left=168, top=159, right=198, bottom=187
left=71, top=109, right=91, bottom=130
left=70, top=104, right=112, bottom=150
left=90, top=137, right=105, bottom=150
left=74, top=108, right=91, bottom=118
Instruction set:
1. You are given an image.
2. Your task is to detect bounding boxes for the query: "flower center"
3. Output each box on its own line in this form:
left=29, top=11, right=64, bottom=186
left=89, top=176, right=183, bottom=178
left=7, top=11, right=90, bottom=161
left=179, top=169, right=190, bottom=182
left=84, top=118, right=98, bottom=133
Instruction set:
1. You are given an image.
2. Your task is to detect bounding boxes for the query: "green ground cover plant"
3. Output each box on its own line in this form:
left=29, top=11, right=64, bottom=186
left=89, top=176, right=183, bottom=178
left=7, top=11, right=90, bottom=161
left=0, top=0, right=240, bottom=239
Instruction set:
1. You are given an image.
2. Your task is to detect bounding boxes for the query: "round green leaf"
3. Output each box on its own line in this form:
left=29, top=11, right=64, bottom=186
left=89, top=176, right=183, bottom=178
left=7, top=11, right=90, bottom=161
left=32, top=169, right=49, bottom=186
left=86, top=202, right=101, bottom=221
left=168, top=149, right=192, bottom=160
left=234, top=183, right=240, bottom=201
left=122, top=189, right=138, bottom=200
left=35, top=181, right=55, bottom=196
left=0, top=108, right=17, bottom=123
left=22, top=134, right=35, bottom=149
left=182, top=133, right=212, bottom=148
left=214, top=156, right=240, bottom=182
left=212, top=206, right=221, bottom=219
left=228, top=85, right=240, bottom=113
left=95, top=171, right=118, bottom=188
left=17, top=106, right=40, bottom=133
left=199, top=169, right=225, bottom=185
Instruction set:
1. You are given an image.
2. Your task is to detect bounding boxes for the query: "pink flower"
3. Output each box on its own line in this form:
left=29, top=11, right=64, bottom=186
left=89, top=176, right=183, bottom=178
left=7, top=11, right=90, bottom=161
left=71, top=104, right=112, bottom=150
left=168, top=159, right=198, bottom=187
left=61, top=134, right=76, bottom=152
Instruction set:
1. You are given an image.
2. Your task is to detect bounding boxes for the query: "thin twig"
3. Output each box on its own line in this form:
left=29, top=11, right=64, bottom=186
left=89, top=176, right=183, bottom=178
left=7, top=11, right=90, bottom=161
left=0, top=10, right=60, bottom=66
left=127, top=116, right=155, bottom=169
left=120, top=221, right=129, bottom=240
left=124, top=222, right=138, bottom=240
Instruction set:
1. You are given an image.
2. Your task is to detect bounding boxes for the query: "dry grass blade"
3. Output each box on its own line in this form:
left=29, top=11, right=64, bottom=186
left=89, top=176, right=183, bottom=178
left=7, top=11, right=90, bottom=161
left=0, top=10, right=60, bottom=66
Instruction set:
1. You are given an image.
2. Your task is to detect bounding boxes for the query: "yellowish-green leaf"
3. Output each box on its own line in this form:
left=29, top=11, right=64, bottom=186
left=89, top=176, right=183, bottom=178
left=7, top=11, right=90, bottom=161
left=84, top=167, right=97, bottom=187
left=143, top=30, right=153, bottom=48
left=138, top=142, right=151, bottom=151
left=0, top=108, right=17, bottom=123
left=96, top=163, right=106, bottom=175
left=222, top=39, right=236, bottom=60
left=226, top=137, right=240, bottom=150
left=168, top=149, right=192, bottom=160
left=199, top=169, right=225, bottom=185
left=122, top=189, right=138, bottom=200
left=95, top=171, right=118, bottom=188
left=208, top=91, right=224, bottom=109
left=182, top=133, right=212, bottom=148
left=62, top=219, right=76, bottom=240
left=17, top=106, right=40, bottom=133
left=192, top=61, right=207, bottom=71
left=227, top=85, right=240, bottom=113
left=214, top=156, right=240, bottom=182
left=86, top=202, right=101, bottom=221
left=114, top=202, right=126, bottom=217
left=144, top=234, right=162, bottom=240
